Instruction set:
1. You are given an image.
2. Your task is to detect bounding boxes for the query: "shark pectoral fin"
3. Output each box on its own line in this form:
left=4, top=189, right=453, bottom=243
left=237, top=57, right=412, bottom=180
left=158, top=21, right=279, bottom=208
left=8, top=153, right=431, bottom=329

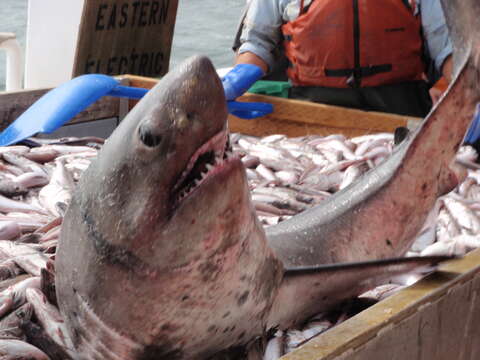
left=267, top=255, right=454, bottom=329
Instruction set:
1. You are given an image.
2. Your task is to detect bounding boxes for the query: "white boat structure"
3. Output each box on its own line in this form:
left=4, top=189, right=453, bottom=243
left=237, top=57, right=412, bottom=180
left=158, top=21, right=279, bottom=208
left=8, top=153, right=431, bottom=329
left=0, top=32, right=23, bottom=92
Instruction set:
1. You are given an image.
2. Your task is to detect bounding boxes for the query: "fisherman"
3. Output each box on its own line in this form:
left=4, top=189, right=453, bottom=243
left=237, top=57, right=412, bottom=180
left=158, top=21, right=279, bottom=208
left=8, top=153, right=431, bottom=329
left=222, top=0, right=453, bottom=118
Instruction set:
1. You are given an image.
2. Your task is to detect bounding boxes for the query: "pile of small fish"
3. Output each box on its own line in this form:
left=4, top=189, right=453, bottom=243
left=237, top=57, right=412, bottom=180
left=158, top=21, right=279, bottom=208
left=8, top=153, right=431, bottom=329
left=233, top=132, right=394, bottom=225
left=0, top=139, right=101, bottom=359
left=0, top=133, right=478, bottom=359
left=232, top=132, right=480, bottom=259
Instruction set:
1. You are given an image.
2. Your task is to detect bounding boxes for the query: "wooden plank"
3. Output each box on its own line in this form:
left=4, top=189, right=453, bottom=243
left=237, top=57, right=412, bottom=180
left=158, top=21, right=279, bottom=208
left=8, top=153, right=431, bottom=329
left=73, top=0, right=178, bottom=78
left=70, top=96, right=120, bottom=125
left=229, top=94, right=422, bottom=137
left=280, top=249, right=480, bottom=360
left=227, top=116, right=377, bottom=138
left=0, top=73, right=422, bottom=138
left=124, top=75, right=422, bottom=137
left=0, top=89, right=48, bottom=131
left=123, top=74, right=160, bottom=89
left=0, top=89, right=120, bottom=131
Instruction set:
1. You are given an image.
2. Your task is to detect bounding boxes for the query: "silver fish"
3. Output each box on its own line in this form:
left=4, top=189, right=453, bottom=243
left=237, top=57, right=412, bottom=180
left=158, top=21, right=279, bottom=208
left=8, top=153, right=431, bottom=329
left=0, top=303, right=33, bottom=340
left=0, top=339, right=49, bottom=360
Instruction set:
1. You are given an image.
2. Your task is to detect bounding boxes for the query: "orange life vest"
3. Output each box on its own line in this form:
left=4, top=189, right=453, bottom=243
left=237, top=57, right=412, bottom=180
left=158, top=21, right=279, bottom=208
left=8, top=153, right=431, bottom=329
left=282, top=0, right=425, bottom=88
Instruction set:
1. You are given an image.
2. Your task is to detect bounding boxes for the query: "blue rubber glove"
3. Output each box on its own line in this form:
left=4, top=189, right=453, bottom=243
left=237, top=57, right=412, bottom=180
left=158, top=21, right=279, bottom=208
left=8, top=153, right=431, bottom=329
left=221, top=64, right=273, bottom=119
left=222, top=64, right=264, bottom=101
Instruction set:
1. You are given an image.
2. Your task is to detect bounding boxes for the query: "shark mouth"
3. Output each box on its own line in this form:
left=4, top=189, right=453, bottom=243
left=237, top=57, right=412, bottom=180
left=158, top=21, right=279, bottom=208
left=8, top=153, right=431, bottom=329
left=174, top=130, right=236, bottom=202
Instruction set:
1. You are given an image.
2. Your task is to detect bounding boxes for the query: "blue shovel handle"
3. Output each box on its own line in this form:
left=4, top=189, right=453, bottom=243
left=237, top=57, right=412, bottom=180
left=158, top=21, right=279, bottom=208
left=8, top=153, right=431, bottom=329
left=0, top=74, right=274, bottom=147
left=227, top=101, right=273, bottom=119
left=107, top=85, right=148, bottom=99
left=110, top=86, right=273, bottom=119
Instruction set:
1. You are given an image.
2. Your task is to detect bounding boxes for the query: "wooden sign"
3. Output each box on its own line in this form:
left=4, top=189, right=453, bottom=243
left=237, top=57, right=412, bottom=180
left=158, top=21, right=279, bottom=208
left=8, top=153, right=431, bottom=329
left=72, top=0, right=178, bottom=78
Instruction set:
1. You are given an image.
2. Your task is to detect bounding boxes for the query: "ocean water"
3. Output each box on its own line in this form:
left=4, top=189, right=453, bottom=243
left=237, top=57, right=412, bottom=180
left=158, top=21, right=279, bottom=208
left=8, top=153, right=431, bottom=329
left=0, top=0, right=245, bottom=90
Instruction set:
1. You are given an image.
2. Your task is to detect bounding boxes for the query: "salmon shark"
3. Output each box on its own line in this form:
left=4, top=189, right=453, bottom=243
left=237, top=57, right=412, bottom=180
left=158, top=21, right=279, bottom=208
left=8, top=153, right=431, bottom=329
left=55, top=2, right=479, bottom=356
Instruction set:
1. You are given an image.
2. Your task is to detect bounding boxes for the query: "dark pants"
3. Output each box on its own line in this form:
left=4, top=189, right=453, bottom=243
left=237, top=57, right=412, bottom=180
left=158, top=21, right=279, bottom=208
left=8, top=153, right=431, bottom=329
left=290, top=81, right=433, bottom=118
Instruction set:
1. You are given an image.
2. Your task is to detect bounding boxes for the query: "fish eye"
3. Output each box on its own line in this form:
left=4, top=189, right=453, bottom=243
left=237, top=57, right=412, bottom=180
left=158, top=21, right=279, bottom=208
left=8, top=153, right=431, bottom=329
left=139, top=124, right=162, bottom=147
left=186, top=112, right=196, bottom=121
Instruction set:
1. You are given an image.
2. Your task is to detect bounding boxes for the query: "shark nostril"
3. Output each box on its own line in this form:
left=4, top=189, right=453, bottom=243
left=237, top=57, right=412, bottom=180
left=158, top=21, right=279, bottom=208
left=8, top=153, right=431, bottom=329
left=139, top=125, right=162, bottom=147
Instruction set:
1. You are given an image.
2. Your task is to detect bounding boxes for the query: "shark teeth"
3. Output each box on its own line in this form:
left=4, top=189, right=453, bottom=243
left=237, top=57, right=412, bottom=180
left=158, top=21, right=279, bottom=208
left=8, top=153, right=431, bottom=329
left=174, top=131, right=237, bottom=203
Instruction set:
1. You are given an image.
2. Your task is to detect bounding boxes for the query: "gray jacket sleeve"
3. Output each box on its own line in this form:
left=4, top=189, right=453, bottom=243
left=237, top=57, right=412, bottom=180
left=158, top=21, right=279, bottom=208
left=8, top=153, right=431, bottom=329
left=420, top=0, right=453, bottom=72
left=237, top=0, right=287, bottom=70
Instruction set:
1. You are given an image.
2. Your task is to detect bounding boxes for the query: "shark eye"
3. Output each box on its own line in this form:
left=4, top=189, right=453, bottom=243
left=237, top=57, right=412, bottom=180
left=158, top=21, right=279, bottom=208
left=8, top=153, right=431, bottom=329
left=139, top=125, right=162, bottom=147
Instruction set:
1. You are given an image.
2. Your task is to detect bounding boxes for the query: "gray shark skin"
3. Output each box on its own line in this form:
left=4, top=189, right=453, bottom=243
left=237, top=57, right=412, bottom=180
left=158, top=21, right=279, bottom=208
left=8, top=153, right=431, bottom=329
left=56, top=15, right=477, bottom=357
left=56, top=56, right=283, bottom=359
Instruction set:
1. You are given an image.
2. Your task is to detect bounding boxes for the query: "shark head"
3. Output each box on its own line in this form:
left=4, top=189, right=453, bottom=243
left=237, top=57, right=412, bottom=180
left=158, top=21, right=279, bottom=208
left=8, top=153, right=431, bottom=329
left=80, top=55, right=248, bottom=269
left=56, top=56, right=283, bottom=359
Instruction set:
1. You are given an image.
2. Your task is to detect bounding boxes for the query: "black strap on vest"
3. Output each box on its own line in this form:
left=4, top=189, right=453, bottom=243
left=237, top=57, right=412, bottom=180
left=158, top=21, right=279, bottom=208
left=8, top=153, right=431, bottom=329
left=327, top=0, right=395, bottom=87
left=401, top=0, right=412, bottom=9
left=325, top=64, right=393, bottom=81
left=352, top=0, right=361, bottom=87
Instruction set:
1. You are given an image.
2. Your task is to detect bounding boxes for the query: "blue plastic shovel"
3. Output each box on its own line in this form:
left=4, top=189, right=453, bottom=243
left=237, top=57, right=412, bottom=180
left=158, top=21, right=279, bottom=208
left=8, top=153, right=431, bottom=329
left=0, top=74, right=273, bottom=147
